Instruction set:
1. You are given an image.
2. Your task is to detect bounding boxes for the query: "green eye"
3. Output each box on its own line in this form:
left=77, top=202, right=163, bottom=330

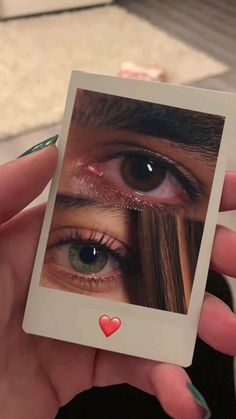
left=69, top=242, right=108, bottom=274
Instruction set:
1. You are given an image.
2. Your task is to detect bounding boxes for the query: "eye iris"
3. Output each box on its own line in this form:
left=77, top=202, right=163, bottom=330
left=69, top=243, right=108, bottom=274
left=121, top=156, right=166, bottom=192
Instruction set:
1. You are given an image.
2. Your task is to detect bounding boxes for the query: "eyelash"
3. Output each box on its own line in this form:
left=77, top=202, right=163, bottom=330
left=84, top=146, right=202, bottom=213
left=48, top=228, right=129, bottom=264
left=109, top=149, right=201, bottom=200
left=45, top=227, right=134, bottom=291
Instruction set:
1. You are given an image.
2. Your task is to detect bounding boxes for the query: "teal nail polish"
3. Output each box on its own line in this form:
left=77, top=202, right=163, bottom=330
left=187, top=383, right=211, bottom=418
left=18, top=135, right=58, bottom=158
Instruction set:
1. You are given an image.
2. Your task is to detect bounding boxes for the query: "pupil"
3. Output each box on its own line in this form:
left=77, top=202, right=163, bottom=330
left=80, top=246, right=98, bottom=264
left=121, top=156, right=166, bottom=192
left=131, top=159, right=154, bottom=180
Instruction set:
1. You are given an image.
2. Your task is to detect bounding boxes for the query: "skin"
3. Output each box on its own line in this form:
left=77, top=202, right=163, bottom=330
left=0, top=145, right=235, bottom=419
left=41, top=203, right=133, bottom=302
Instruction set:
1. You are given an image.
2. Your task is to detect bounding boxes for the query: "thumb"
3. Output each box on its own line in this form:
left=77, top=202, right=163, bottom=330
left=0, top=139, right=58, bottom=225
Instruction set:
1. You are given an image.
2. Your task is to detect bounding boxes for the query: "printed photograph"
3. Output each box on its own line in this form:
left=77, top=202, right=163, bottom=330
left=39, top=89, right=225, bottom=314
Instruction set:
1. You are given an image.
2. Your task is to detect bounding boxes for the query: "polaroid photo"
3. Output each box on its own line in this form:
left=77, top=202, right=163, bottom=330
left=23, top=71, right=236, bottom=366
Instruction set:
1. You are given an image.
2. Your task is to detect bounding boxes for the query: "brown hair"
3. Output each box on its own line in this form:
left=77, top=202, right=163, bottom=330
left=125, top=211, right=203, bottom=314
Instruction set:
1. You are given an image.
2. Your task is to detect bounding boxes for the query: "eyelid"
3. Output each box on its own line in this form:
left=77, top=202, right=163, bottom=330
left=45, top=227, right=136, bottom=290
left=89, top=144, right=202, bottom=203
left=47, top=227, right=132, bottom=261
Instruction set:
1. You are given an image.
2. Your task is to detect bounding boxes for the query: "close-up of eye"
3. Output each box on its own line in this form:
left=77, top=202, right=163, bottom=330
left=88, top=150, right=202, bottom=208
left=44, top=227, right=133, bottom=294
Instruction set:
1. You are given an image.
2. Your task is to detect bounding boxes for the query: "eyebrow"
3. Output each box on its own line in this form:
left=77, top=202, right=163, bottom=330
left=73, top=89, right=225, bottom=158
left=55, top=194, right=132, bottom=218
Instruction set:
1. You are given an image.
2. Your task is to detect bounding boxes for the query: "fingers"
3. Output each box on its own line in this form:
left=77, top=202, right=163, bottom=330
left=0, top=145, right=57, bottom=225
left=220, top=171, right=236, bottom=211
left=211, top=225, right=236, bottom=277
left=150, top=364, right=209, bottom=419
left=0, top=204, right=46, bottom=305
left=94, top=351, right=209, bottom=419
left=199, top=293, right=236, bottom=356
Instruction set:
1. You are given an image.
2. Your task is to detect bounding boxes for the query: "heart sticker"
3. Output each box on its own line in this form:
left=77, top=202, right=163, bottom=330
left=99, top=315, right=121, bottom=337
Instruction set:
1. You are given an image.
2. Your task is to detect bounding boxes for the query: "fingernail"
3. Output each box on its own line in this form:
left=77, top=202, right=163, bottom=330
left=187, top=383, right=211, bottom=418
left=18, top=135, right=58, bottom=158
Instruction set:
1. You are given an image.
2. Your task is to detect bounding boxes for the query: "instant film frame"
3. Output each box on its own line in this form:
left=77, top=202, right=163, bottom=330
left=23, top=71, right=236, bottom=366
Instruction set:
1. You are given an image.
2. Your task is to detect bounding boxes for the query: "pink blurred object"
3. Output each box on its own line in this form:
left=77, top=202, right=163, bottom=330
left=118, top=61, right=166, bottom=82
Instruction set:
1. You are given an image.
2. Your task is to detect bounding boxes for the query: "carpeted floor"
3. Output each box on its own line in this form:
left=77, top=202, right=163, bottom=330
left=0, top=4, right=228, bottom=141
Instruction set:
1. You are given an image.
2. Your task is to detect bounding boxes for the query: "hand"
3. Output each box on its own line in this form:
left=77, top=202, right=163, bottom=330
left=0, top=145, right=235, bottom=419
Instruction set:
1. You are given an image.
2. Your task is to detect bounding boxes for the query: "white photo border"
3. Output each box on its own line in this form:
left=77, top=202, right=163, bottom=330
left=23, top=71, right=236, bottom=366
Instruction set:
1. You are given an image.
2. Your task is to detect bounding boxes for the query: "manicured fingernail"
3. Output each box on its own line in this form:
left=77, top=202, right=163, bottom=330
left=18, top=135, right=58, bottom=158
left=187, top=383, right=211, bottom=418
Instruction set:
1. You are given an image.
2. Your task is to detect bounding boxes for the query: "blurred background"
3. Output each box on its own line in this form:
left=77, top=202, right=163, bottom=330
left=0, top=0, right=235, bottom=387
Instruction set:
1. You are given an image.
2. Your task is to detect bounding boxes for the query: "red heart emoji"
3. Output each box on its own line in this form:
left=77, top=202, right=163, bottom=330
left=99, top=315, right=121, bottom=337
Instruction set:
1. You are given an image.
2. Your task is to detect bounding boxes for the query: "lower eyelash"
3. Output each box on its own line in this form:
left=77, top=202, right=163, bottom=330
left=89, top=144, right=202, bottom=204
left=76, top=173, right=193, bottom=216
left=46, top=262, right=123, bottom=286
left=44, top=262, right=124, bottom=293
left=113, top=150, right=203, bottom=204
